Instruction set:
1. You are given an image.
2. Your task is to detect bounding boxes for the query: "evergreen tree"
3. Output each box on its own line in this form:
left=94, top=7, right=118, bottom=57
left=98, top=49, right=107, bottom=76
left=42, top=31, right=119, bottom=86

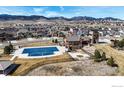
left=94, top=49, right=101, bottom=62
left=4, top=43, right=14, bottom=54
left=113, top=40, right=119, bottom=47
left=101, top=52, right=106, bottom=61
left=54, top=39, right=58, bottom=43
left=4, top=46, right=11, bottom=54
left=52, top=39, right=54, bottom=43
left=118, top=41, right=124, bottom=49
left=107, top=57, right=115, bottom=66
left=9, top=43, right=14, bottom=52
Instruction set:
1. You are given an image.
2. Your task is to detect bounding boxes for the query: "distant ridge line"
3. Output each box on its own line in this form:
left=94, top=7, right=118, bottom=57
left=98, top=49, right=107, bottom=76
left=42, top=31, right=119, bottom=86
left=0, top=14, right=122, bottom=21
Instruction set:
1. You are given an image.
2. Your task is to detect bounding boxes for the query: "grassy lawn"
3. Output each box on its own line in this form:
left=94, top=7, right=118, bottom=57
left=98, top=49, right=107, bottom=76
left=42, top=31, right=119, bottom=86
left=11, top=52, right=74, bottom=76
left=95, top=44, right=124, bottom=75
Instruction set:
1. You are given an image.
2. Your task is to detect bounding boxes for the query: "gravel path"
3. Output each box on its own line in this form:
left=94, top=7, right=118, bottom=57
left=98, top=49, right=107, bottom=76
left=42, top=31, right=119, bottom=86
left=27, top=59, right=118, bottom=76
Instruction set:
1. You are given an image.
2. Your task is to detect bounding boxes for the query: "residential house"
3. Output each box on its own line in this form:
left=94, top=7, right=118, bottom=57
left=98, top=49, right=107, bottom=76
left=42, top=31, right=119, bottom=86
left=66, top=35, right=82, bottom=50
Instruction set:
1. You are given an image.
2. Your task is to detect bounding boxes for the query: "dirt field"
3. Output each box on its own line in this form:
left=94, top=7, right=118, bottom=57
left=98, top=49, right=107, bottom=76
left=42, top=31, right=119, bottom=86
left=95, top=44, right=124, bottom=75
left=27, top=59, right=118, bottom=76
left=11, top=52, right=74, bottom=76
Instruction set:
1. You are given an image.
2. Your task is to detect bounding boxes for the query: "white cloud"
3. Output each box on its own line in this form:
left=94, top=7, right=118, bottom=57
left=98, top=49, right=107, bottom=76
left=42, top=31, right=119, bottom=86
left=33, top=7, right=46, bottom=13
left=0, top=8, right=13, bottom=14
left=33, top=7, right=48, bottom=15
left=45, top=11, right=62, bottom=17
left=0, top=7, right=30, bottom=15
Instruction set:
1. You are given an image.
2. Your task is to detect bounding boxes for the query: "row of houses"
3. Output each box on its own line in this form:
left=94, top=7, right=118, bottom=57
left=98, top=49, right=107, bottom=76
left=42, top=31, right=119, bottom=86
left=64, top=27, right=124, bottom=50
left=62, top=28, right=100, bottom=50
left=0, top=22, right=124, bottom=43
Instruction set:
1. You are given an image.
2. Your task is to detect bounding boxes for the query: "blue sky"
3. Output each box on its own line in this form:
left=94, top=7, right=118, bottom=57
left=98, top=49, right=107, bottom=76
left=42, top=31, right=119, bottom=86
left=0, top=6, right=124, bottom=19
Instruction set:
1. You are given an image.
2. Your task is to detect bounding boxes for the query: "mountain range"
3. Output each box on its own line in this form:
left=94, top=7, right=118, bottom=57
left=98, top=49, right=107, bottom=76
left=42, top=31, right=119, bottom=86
left=0, top=14, right=122, bottom=21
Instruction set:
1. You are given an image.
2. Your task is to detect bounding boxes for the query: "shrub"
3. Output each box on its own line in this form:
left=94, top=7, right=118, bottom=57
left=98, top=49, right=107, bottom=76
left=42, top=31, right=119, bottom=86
left=118, top=41, right=124, bottom=49
left=43, top=65, right=62, bottom=73
left=113, top=39, right=124, bottom=49
left=52, top=39, right=54, bottom=43
left=94, top=59, right=101, bottom=62
left=77, top=55, right=83, bottom=58
left=4, top=46, right=11, bottom=54
left=72, top=66, right=82, bottom=72
left=9, top=43, right=14, bottom=52
left=113, top=40, right=119, bottom=47
left=107, top=57, right=115, bottom=66
left=101, top=52, right=107, bottom=61
left=4, top=43, right=14, bottom=54
left=94, top=49, right=101, bottom=62
left=54, top=39, right=58, bottom=43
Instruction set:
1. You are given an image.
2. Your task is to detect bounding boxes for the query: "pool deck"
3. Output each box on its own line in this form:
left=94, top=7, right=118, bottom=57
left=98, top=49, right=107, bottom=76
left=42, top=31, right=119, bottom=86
left=13, top=45, right=67, bottom=59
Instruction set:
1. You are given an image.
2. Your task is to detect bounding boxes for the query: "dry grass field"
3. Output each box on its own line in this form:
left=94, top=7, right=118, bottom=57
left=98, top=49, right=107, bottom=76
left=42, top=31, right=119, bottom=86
left=22, top=41, right=55, bottom=47
left=11, top=52, right=74, bottom=76
left=0, top=48, right=13, bottom=60
left=0, top=54, right=12, bottom=60
left=0, top=48, right=3, bottom=52
left=95, top=44, right=124, bottom=75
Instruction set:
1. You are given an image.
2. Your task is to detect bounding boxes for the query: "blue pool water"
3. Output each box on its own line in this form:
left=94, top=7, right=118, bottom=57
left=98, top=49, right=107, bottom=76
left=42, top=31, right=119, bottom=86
left=22, top=47, right=59, bottom=56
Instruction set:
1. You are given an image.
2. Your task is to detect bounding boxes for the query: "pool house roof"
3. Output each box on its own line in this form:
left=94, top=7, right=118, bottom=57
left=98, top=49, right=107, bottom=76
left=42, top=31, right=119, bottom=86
left=0, top=60, right=12, bottom=70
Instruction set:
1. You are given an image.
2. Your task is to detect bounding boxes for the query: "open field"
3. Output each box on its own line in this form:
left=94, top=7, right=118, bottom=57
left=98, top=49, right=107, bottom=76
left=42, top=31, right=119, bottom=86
left=11, top=52, right=74, bottom=76
left=95, top=44, right=124, bottom=75
left=21, top=40, right=55, bottom=47
left=27, top=59, right=118, bottom=76
left=26, top=45, right=118, bottom=76
left=0, top=54, right=12, bottom=61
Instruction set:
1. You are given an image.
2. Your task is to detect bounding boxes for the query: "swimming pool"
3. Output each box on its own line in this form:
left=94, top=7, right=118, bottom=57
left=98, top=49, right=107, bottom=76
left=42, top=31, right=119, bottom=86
left=22, top=47, right=59, bottom=56
left=14, top=46, right=67, bottom=59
